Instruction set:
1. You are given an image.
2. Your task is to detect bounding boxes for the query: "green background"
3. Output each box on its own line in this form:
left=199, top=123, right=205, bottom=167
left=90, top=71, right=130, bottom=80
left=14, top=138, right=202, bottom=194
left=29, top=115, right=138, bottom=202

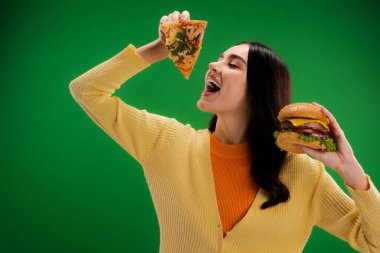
left=1, top=0, right=379, bottom=252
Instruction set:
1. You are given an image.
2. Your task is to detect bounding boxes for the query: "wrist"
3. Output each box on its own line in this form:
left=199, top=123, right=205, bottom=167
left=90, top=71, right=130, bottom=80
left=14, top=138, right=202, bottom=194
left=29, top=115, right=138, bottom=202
left=136, top=39, right=169, bottom=64
left=339, top=162, right=369, bottom=190
left=153, top=39, right=169, bottom=59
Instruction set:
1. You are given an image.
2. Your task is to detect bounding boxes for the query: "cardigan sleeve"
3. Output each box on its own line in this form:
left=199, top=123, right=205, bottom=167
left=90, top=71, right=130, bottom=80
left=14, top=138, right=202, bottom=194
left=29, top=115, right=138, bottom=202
left=69, top=44, right=187, bottom=166
left=310, top=160, right=380, bottom=253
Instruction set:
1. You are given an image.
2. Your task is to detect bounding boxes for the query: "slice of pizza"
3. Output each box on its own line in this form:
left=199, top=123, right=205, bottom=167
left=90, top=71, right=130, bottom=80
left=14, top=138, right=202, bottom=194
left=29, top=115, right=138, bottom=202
left=160, top=20, right=207, bottom=79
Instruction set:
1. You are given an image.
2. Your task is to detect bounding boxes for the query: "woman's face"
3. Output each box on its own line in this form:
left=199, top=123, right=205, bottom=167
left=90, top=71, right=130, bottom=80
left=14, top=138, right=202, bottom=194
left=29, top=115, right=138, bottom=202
left=197, top=44, right=250, bottom=116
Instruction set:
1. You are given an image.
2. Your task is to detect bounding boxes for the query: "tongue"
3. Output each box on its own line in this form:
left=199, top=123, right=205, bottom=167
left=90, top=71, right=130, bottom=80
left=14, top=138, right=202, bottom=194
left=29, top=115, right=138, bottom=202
left=207, top=85, right=220, bottom=93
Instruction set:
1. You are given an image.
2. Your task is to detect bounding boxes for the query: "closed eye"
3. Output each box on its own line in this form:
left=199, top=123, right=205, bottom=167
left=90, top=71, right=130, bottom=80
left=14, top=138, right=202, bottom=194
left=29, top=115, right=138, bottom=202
left=228, top=63, right=239, bottom=69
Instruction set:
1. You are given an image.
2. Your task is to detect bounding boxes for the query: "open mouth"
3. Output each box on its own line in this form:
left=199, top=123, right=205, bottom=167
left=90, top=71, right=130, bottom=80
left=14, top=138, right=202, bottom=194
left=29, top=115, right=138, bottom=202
left=206, top=80, right=221, bottom=93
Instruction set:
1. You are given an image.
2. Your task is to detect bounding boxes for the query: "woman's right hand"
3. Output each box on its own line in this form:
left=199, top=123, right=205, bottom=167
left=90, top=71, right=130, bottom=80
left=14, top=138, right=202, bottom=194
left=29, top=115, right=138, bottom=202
left=136, top=10, right=190, bottom=64
left=158, top=10, right=191, bottom=45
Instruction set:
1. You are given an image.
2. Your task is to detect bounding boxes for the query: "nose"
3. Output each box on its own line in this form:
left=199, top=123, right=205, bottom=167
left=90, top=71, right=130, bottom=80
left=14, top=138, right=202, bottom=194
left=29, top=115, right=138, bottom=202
left=208, top=61, right=220, bottom=73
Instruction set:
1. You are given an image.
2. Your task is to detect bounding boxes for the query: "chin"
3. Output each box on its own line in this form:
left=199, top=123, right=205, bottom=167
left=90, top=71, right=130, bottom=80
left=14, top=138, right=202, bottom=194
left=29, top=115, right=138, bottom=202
left=197, top=99, right=214, bottom=113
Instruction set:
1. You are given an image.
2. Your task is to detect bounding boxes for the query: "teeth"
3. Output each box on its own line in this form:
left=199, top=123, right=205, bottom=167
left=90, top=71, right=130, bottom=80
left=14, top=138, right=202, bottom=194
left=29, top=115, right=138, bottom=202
left=206, top=80, right=221, bottom=93
left=207, top=79, right=221, bottom=88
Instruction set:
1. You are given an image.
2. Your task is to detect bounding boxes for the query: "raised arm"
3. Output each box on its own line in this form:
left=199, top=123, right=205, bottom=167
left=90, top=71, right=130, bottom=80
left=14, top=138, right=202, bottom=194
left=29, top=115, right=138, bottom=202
left=69, top=11, right=191, bottom=166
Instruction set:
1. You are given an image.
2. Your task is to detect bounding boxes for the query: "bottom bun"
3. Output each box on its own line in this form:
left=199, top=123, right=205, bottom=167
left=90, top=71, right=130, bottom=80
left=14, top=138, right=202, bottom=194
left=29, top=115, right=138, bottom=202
left=276, top=132, right=326, bottom=154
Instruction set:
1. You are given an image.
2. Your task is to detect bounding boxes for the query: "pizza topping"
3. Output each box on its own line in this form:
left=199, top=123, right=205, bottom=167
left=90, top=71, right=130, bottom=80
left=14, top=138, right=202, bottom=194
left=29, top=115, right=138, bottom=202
left=160, top=20, right=207, bottom=79
left=168, top=27, right=200, bottom=64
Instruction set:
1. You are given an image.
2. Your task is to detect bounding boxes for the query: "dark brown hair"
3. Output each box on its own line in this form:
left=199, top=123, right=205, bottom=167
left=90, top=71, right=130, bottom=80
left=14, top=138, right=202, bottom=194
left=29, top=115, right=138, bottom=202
left=208, top=41, right=291, bottom=209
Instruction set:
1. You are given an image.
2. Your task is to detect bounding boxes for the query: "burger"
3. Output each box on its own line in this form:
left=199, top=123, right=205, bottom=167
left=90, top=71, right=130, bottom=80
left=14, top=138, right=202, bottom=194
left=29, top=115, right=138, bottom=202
left=273, top=103, right=337, bottom=154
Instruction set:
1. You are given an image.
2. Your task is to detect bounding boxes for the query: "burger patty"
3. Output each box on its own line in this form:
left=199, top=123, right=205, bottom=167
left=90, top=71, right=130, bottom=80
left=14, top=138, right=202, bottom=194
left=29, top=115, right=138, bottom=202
left=280, top=121, right=293, bottom=129
left=281, top=121, right=328, bottom=133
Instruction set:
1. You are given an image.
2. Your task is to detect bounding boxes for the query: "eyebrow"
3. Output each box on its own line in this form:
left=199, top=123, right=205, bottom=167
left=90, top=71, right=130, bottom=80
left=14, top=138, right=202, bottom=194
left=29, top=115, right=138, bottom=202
left=219, top=53, right=247, bottom=65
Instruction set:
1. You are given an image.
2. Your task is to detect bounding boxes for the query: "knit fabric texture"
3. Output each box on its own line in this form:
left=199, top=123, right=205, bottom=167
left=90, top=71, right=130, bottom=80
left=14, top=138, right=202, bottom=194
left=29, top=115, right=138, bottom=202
left=69, top=44, right=380, bottom=253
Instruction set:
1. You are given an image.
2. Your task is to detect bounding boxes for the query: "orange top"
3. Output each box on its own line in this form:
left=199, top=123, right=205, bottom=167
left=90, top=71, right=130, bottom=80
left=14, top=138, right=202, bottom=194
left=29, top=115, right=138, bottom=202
left=210, top=132, right=259, bottom=237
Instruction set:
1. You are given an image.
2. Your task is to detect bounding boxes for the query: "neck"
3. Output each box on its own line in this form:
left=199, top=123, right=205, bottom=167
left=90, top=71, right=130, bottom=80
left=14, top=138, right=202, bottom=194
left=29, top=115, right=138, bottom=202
left=214, top=113, right=249, bottom=144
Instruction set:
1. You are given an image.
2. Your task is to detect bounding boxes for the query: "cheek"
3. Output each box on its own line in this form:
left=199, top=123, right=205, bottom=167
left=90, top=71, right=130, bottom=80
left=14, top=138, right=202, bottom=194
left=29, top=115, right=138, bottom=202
left=223, top=75, right=247, bottom=97
left=235, top=86, right=249, bottom=103
left=221, top=83, right=248, bottom=108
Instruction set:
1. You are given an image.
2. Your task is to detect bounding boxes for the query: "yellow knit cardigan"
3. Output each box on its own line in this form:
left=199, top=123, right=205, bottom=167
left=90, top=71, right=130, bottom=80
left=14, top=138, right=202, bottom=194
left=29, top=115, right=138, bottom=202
left=69, top=44, right=380, bottom=253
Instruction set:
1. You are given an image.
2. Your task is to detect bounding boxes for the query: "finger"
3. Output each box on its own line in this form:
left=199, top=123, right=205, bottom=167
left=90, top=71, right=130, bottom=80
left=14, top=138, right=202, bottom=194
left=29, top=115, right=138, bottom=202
left=312, top=102, right=344, bottom=138
left=179, top=12, right=187, bottom=21
left=294, top=144, right=323, bottom=160
left=160, top=15, right=168, bottom=24
left=312, top=102, right=354, bottom=156
left=172, top=11, right=180, bottom=21
left=311, top=102, right=338, bottom=127
left=182, top=10, right=190, bottom=20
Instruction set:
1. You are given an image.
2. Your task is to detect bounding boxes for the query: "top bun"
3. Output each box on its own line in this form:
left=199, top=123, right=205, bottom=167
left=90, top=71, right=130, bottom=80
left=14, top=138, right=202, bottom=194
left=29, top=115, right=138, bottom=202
left=278, top=103, right=328, bottom=123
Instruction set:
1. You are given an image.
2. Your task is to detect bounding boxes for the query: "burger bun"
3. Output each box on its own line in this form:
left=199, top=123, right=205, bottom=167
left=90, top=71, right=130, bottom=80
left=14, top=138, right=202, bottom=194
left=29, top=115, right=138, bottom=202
left=276, top=131, right=326, bottom=154
left=278, top=103, right=328, bottom=123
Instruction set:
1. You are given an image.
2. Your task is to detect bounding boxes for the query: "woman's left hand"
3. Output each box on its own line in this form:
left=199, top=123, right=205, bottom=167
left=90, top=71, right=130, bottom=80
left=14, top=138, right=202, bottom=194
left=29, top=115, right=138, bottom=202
left=295, top=102, right=369, bottom=190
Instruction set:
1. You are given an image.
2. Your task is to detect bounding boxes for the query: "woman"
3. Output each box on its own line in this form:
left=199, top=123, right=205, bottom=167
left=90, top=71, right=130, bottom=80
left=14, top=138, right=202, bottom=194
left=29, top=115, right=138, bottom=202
left=69, top=10, right=380, bottom=253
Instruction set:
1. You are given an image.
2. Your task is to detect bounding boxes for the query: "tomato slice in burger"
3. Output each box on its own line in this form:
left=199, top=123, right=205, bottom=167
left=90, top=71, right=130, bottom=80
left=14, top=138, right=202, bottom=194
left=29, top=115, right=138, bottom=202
left=293, top=127, right=317, bottom=134
left=293, top=127, right=330, bottom=138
